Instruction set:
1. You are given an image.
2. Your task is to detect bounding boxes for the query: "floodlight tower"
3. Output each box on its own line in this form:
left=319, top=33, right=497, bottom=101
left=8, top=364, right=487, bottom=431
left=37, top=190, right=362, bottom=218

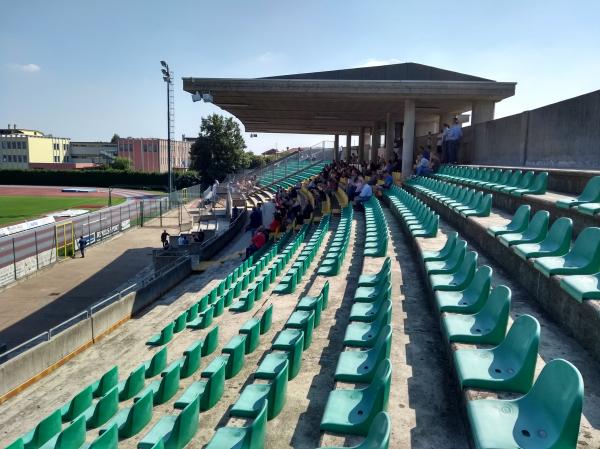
left=160, top=61, right=174, bottom=200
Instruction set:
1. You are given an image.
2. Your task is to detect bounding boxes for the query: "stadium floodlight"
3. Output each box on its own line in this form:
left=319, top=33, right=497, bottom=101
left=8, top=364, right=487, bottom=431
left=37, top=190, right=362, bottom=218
left=191, top=91, right=203, bottom=102
left=202, top=93, right=214, bottom=103
left=161, top=68, right=169, bottom=77
left=160, top=60, right=173, bottom=200
left=160, top=60, right=167, bottom=68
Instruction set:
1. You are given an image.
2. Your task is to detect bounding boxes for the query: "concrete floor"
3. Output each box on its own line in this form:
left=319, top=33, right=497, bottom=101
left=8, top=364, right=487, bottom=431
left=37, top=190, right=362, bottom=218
left=1, top=202, right=597, bottom=448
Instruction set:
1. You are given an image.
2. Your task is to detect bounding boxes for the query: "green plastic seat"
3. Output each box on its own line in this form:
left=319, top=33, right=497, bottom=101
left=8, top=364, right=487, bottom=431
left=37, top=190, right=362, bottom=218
left=213, top=295, right=225, bottom=317
left=146, top=322, right=174, bottom=346
left=577, top=202, right=600, bottom=216
left=435, top=266, right=492, bottom=314
left=487, top=204, right=531, bottom=237
left=240, top=318, right=261, bottom=354
left=255, top=352, right=289, bottom=380
left=38, top=416, right=85, bottom=449
left=118, top=364, right=146, bottom=401
left=21, top=410, right=62, bottom=449
left=335, top=325, right=391, bottom=383
left=320, top=359, right=391, bottom=436
left=144, top=346, right=167, bottom=378
left=499, top=210, right=549, bottom=247
left=201, top=326, right=219, bottom=356
left=284, top=310, right=315, bottom=350
left=349, top=299, right=392, bottom=323
left=174, top=355, right=226, bottom=411
left=186, top=305, right=213, bottom=329
left=60, top=385, right=93, bottom=422
left=231, top=363, right=288, bottom=420
left=99, top=390, right=153, bottom=438
left=492, top=170, right=521, bottom=192
left=559, top=272, right=600, bottom=302
left=441, top=285, right=511, bottom=345
left=222, top=334, right=247, bottom=379
left=82, top=424, right=117, bottom=449
left=259, top=304, right=273, bottom=334
left=502, top=171, right=533, bottom=194
left=353, top=284, right=391, bottom=304
left=204, top=400, right=267, bottom=449
left=5, top=439, right=24, bottom=449
left=556, top=176, right=600, bottom=209
left=343, top=301, right=391, bottom=348
left=137, top=395, right=199, bottom=449
left=197, top=295, right=209, bottom=312
left=229, top=290, right=255, bottom=312
left=421, top=232, right=459, bottom=262
left=429, top=251, right=478, bottom=291
left=512, top=172, right=548, bottom=196
left=173, top=311, right=188, bottom=333
left=533, top=227, right=600, bottom=277
left=454, top=314, right=540, bottom=393
left=358, top=258, right=391, bottom=286
left=425, top=240, right=467, bottom=274
left=80, top=386, right=119, bottom=429
left=466, top=359, right=583, bottom=449
left=461, top=193, right=493, bottom=217
left=513, top=217, right=573, bottom=260
left=138, top=363, right=180, bottom=406
left=318, top=411, right=390, bottom=449
left=272, top=329, right=304, bottom=380
left=91, top=366, right=118, bottom=398
left=176, top=340, right=202, bottom=379
left=296, top=292, right=323, bottom=327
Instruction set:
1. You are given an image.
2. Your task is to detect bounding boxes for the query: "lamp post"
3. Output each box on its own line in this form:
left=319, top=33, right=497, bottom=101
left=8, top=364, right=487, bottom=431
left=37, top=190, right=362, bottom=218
left=160, top=61, right=173, bottom=202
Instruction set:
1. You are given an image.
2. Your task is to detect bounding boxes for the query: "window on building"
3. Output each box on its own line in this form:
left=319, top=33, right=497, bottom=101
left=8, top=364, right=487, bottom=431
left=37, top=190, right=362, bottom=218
left=23, top=155, right=27, bottom=163
left=0, top=142, right=5, bottom=149
left=8, top=155, right=13, bottom=162
left=2, top=156, right=6, bottom=162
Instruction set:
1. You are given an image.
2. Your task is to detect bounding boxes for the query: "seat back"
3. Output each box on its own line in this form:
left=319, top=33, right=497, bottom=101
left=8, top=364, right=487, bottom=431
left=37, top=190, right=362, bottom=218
left=454, top=251, right=478, bottom=284
left=468, top=191, right=483, bottom=209
left=146, top=347, right=167, bottom=378
left=546, top=217, right=573, bottom=253
left=89, top=424, right=117, bottom=449
left=517, top=171, right=535, bottom=189
left=578, top=176, right=600, bottom=202
left=62, top=385, right=93, bottom=421
left=260, top=304, right=273, bottom=334
left=569, top=227, right=600, bottom=269
left=181, top=340, right=202, bottom=378
left=524, top=210, right=550, bottom=240
left=437, top=232, right=459, bottom=259
left=169, top=396, right=199, bottom=449
left=495, top=314, right=540, bottom=390
left=517, top=359, right=583, bottom=449
left=476, top=285, right=511, bottom=331
left=509, top=204, right=531, bottom=231
left=249, top=401, right=269, bottom=449
left=120, top=364, right=146, bottom=401
left=475, top=194, right=492, bottom=216
left=444, top=240, right=467, bottom=268
left=201, top=326, right=219, bottom=356
left=125, top=390, right=153, bottom=437
left=506, top=170, right=523, bottom=187
left=367, top=359, right=392, bottom=413
left=56, top=416, right=86, bottom=449
left=462, top=265, right=492, bottom=309
left=362, top=412, right=390, bottom=449
left=376, top=324, right=393, bottom=359
left=530, top=172, right=548, bottom=194
left=89, top=386, right=118, bottom=428
left=200, top=355, right=227, bottom=410
left=93, top=366, right=118, bottom=398
left=496, top=170, right=512, bottom=186
left=24, top=410, right=62, bottom=449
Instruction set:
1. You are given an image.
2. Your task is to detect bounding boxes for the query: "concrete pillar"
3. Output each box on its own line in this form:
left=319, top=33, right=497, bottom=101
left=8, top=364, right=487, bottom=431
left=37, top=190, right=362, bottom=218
left=333, top=134, right=339, bottom=161
left=471, top=100, right=495, bottom=124
left=401, top=99, right=416, bottom=180
left=385, top=113, right=394, bottom=162
left=370, top=122, right=380, bottom=164
left=358, top=126, right=366, bottom=164
left=345, top=131, right=351, bottom=162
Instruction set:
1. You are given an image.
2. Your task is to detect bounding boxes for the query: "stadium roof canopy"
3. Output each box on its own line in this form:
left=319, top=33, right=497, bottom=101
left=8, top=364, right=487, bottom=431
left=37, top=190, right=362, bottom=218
left=182, top=62, right=516, bottom=134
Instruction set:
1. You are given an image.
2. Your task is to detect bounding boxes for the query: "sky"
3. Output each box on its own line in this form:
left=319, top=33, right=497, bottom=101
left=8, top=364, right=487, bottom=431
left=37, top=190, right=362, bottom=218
left=1, top=0, right=599, bottom=153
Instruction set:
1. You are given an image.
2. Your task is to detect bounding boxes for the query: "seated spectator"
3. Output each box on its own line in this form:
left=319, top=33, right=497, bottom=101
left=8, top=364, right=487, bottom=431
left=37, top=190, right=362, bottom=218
left=354, top=178, right=374, bottom=207
left=245, top=226, right=267, bottom=259
left=381, top=171, right=394, bottom=189
left=415, top=149, right=432, bottom=176
left=177, top=235, right=189, bottom=246
left=269, top=214, right=282, bottom=234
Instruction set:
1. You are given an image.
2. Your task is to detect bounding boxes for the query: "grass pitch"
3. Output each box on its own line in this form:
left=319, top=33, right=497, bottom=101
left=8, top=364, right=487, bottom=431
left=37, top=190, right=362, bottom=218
left=0, top=195, right=125, bottom=226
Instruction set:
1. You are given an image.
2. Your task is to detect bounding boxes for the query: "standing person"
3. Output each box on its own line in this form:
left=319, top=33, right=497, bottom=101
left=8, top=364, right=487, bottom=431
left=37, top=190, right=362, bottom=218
left=447, top=118, right=463, bottom=164
left=160, top=230, right=170, bottom=249
left=261, top=199, right=276, bottom=230
left=441, top=123, right=450, bottom=163
left=78, top=236, right=87, bottom=258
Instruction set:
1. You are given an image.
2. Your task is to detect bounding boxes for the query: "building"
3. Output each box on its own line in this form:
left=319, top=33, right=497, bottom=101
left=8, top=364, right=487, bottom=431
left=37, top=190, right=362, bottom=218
left=262, top=148, right=279, bottom=156
left=117, top=137, right=191, bottom=173
left=183, top=62, right=516, bottom=178
left=70, top=141, right=118, bottom=165
left=0, top=126, right=71, bottom=169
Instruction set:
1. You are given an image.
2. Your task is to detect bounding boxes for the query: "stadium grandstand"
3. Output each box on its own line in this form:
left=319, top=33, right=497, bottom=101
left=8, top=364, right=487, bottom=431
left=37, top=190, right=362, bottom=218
left=1, top=63, right=599, bottom=449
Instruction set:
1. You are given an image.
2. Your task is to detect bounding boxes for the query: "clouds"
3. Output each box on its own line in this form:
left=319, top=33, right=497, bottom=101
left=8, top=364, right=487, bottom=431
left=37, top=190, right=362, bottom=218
left=359, top=58, right=401, bottom=68
left=256, top=51, right=284, bottom=63
left=7, top=63, right=41, bottom=73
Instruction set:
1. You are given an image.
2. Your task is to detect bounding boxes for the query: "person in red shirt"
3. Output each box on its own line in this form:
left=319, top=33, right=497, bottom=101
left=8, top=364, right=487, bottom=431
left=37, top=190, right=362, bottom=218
left=246, top=226, right=266, bottom=259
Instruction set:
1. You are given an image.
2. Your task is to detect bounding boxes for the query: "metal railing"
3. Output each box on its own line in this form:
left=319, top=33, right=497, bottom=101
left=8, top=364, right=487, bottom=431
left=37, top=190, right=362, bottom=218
left=0, top=255, right=190, bottom=364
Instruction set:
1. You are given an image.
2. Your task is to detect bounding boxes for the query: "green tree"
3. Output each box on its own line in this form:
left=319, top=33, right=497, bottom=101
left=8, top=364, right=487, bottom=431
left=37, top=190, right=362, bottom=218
left=189, top=114, right=246, bottom=184
left=110, top=156, right=131, bottom=170
left=110, top=133, right=120, bottom=144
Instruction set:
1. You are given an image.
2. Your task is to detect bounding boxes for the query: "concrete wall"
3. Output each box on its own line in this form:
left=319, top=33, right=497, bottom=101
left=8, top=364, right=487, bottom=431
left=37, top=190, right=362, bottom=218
left=415, top=89, right=600, bottom=170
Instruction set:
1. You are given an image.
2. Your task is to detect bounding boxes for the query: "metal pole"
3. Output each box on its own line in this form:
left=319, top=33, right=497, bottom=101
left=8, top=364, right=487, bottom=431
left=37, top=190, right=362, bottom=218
left=12, top=238, right=17, bottom=280
left=159, top=200, right=163, bottom=227
left=35, top=231, right=39, bottom=270
left=167, top=74, right=173, bottom=202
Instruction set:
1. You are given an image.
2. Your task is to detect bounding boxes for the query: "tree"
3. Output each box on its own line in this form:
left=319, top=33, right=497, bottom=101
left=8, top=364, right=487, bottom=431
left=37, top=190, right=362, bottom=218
left=110, top=133, right=120, bottom=144
left=189, top=114, right=246, bottom=184
left=110, top=156, right=131, bottom=170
